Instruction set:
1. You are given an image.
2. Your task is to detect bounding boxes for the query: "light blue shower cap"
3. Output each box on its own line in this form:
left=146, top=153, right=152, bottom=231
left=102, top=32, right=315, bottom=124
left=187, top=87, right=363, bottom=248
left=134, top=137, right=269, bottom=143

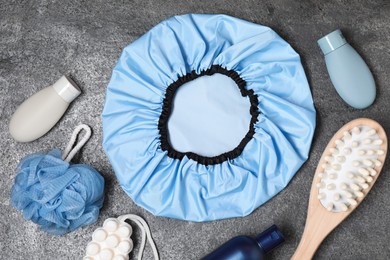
left=102, top=14, right=316, bottom=221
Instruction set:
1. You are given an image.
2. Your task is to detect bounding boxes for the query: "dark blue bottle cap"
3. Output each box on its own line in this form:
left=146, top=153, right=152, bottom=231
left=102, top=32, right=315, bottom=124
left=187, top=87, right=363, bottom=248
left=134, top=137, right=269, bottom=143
left=255, top=224, right=285, bottom=254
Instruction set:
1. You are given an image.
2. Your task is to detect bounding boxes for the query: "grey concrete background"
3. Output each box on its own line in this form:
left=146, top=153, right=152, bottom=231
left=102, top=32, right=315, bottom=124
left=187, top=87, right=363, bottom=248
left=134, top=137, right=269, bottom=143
left=1, top=0, right=390, bottom=259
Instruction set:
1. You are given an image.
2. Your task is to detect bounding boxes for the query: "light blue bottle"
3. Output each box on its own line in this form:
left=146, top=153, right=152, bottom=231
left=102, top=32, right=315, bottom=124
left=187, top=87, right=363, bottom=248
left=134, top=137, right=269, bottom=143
left=318, top=29, right=376, bottom=109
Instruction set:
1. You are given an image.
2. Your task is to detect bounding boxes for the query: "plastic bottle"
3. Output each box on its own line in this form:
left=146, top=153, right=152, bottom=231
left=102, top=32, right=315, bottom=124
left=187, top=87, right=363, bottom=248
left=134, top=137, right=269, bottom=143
left=9, top=76, right=81, bottom=142
left=317, top=29, right=376, bottom=109
left=201, top=225, right=285, bottom=260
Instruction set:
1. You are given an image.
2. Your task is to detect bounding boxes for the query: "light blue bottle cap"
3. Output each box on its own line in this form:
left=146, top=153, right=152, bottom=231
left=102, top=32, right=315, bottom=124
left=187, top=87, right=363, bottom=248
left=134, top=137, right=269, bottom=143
left=318, top=29, right=347, bottom=55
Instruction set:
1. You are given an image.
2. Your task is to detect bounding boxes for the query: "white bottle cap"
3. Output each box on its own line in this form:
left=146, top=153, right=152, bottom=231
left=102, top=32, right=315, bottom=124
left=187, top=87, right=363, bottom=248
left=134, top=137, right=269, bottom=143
left=52, top=75, right=81, bottom=103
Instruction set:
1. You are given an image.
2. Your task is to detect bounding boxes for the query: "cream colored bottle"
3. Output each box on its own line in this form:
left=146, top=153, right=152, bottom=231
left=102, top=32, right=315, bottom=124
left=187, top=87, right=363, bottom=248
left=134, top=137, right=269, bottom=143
left=9, top=76, right=81, bottom=142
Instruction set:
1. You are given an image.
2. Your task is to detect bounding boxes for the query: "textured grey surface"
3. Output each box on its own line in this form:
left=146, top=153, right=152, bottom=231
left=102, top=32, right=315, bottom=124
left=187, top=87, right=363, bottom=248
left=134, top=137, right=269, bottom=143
left=1, top=0, right=390, bottom=259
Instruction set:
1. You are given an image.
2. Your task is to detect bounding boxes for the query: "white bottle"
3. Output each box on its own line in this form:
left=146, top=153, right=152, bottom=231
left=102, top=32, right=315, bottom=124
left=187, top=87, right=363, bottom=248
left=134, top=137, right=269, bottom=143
left=9, top=76, right=81, bottom=142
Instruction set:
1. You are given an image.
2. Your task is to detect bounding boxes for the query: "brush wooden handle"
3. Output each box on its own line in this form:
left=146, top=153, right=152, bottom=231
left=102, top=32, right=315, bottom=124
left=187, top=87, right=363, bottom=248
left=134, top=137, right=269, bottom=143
left=291, top=202, right=347, bottom=260
left=291, top=228, right=323, bottom=259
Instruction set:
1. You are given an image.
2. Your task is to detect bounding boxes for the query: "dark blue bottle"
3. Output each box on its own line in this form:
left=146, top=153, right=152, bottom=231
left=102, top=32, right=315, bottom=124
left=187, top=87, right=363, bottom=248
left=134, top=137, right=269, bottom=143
left=201, top=225, right=285, bottom=260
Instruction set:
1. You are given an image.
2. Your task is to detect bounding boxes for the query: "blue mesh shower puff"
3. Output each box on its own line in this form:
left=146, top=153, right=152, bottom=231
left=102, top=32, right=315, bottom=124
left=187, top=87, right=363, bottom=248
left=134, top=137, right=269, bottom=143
left=102, top=14, right=316, bottom=221
left=10, top=149, right=105, bottom=235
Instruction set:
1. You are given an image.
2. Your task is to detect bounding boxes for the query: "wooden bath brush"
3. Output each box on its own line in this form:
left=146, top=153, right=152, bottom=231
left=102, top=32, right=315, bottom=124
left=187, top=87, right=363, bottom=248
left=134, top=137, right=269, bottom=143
left=292, top=118, right=387, bottom=259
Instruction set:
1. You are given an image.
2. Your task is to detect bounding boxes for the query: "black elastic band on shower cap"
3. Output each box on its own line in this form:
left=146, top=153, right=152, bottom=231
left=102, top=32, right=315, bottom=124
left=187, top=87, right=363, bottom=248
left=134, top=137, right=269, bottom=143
left=158, top=65, right=259, bottom=166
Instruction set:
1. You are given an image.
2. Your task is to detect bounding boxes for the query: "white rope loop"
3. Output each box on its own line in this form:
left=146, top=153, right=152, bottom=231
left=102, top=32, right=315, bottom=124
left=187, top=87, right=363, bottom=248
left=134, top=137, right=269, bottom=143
left=62, top=124, right=92, bottom=162
left=118, top=214, right=160, bottom=260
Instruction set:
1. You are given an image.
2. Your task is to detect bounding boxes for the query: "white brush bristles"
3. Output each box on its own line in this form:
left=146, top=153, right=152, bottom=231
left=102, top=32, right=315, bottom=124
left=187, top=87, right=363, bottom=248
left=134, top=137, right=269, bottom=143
left=316, top=125, right=385, bottom=212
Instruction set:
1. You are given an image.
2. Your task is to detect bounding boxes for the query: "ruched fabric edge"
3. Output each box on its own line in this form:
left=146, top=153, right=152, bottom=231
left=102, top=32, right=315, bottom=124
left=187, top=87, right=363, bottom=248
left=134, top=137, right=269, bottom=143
left=158, top=64, right=259, bottom=166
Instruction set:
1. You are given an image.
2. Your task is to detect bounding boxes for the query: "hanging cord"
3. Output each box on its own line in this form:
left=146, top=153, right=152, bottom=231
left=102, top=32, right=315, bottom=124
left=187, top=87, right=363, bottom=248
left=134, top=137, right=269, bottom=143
left=118, top=214, right=160, bottom=260
left=62, top=124, right=92, bottom=162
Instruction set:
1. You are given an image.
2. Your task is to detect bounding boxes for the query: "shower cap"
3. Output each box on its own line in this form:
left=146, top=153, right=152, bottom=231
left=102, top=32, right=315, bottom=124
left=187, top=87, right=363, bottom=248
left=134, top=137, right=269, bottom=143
left=102, top=14, right=316, bottom=221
